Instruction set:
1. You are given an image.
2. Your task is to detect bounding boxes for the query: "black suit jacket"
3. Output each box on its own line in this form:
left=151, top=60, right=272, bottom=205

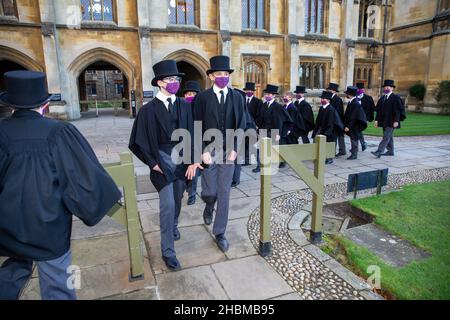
left=295, top=99, right=315, bottom=132
left=331, top=94, right=345, bottom=122
left=246, top=96, right=264, bottom=128
left=194, top=87, right=246, bottom=155
left=344, top=99, right=368, bottom=137
left=375, top=93, right=405, bottom=129
left=360, top=94, right=375, bottom=122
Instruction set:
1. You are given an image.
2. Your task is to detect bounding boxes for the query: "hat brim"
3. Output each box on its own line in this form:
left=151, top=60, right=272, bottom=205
left=344, top=90, right=356, bottom=96
left=151, top=72, right=185, bottom=87
left=294, top=90, right=306, bottom=94
left=326, top=87, right=339, bottom=92
left=383, top=84, right=396, bottom=88
left=182, top=89, right=200, bottom=94
left=243, top=87, right=256, bottom=91
left=206, top=69, right=234, bottom=75
left=0, top=92, right=53, bottom=109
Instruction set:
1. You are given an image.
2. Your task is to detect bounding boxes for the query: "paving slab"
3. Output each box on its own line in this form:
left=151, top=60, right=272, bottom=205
left=270, top=292, right=304, bottom=300
left=156, top=265, right=228, bottom=300
left=343, top=223, right=432, bottom=267
left=144, top=225, right=226, bottom=273
left=288, top=211, right=310, bottom=230
left=71, top=216, right=125, bottom=240
left=211, top=256, right=294, bottom=300
left=100, top=287, right=159, bottom=300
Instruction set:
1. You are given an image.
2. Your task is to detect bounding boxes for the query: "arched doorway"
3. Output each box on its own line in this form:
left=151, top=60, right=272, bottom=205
left=77, top=60, right=129, bottom=117
left=0, top=60, right=27, bottom=119
left=68, top=47, right=136, bottom=119
left=163, top=49, right=210, bottom=93
left=176, top=61, right=205, bottom=95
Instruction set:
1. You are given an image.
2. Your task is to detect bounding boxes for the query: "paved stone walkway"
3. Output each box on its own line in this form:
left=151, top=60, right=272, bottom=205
left=18, top=110, right=450, bottom=299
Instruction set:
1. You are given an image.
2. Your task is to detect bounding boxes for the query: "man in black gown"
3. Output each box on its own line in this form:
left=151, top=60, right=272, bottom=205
left=294, top=85, right=314, bottom=144
left=343, top=86, right=367, bottom=160
left=0, top=71, right=121, bottom=300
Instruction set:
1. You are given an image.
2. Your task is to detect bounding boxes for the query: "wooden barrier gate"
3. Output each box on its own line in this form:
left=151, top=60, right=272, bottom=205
left=259, top=135, right=335, bottom=256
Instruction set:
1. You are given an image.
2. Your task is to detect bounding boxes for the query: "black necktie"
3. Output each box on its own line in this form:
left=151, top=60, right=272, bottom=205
left=167, top=97, right=174, bottom=114
left=220, top=90, right=225, bottom=107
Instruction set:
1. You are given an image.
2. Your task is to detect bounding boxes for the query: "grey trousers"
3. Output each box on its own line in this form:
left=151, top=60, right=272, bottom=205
left=337, top=134, right=346, bottom=154
left=350, top=137, right=359, bottom=157
left=233, top=164, right=241, bottom=184
left=0, top=250, right=76, bottom=300
left=201, top=163, right=235, bottom=236
left=159, top=179, right=186, bottom=258
left=377, top=127, right=395, bottom=154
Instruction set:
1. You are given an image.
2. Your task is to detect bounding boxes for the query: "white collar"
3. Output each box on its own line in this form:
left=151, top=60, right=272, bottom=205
left=247, top=95, right=254, bottom=102
left=297, top=97, right=305, bottom=103
left=156, top=90, right=176, bottom=105
left=322, top=103, right=330, bottom=109
left=213, top=84, right=229, bottom=96
left=349, top=96, right=356, bottom=103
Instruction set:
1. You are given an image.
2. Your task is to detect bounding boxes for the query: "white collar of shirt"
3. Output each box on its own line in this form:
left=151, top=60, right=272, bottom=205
left=266, top=99, right=274, bottom=107
left=297, top=97, right=305, bottom=103
left=322, top=103, right=329, bottom=109
left=246, top=95, right=254, bottom=103
left=332, top=93, right=336, bottom=98
left=349, top=96, right=356, bottom=104
left=386, top=92, right=392, bottom=99
left=156, top=91, right=176, bottom=110
left=213, top=85, right=229, bottom=103
left=358, top=93, right=364, bottom=99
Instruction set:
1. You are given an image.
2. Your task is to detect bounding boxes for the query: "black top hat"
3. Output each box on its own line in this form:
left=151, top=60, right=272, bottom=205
left=183, top=80, right=201, bottom=94
left=243, top=82, right=256, bottom=91
left=151, top=60, right=184, bottom=86
left=383, top=79, right=396, bottom=88
left=320, top=90, right=334, bottom=100
left=326, top=82, right=340, bottom=92
left=263, top=84, right=279, bottom=95
left=356, top=82, right=365, bottom=89
left=206, top=56, right=234, bottom=75
left=344, top=86, right=358, bottom=97
left=294, top=86, right=307, bottom=94
left=0, top=70, right=53, bottom=109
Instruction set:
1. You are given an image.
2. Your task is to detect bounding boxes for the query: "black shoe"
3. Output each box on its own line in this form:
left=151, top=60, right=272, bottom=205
left=162, top=256, right=181, bottom=271
left=371, top=151, right=381, bottom=158
left=335, top=152, right=346, bottom=157
left=215, top=234, right=229, bottom=252
left=173, top=228, right=180, bottom=241
left=347, top=155, right=357, bottom=160
left=252, top=167, right=261, bottom=173
left=325, top=159, right=334, bottom=165
left=361, top=142, right=367, bottom=152
left=203, top=207, right=213, bottom=226
left=187, top=195, right=196, bottom=205
left=231, top=181, right=240, bottom=188
left=381, top=152, right=394, bottom=156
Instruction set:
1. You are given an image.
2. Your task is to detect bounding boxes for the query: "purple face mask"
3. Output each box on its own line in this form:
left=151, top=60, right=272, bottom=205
left=283, top=98, right=290, bottom=104
left=383, top=89, right=391, bottom=95
left=357, top=89, right=364, bottom=95
left=296, top=94, right=303, bottom=99
left=246, top=92, right=254, bottom=98
left=214, top=76, right=229, bottom=89
left=321, top=99, right=328, bottom=106
left=185, top=96, right=194, bottom=103
left=165, top=82, right=180, bottom=95
left=265, top=95, right=273, bottom=102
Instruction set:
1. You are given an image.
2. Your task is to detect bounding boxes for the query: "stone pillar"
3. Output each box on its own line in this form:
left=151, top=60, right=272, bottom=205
left=219, top=0, right=232, bottom=57
left=289, top=35, right=299, bottom=90
left=339, top=0, right=358, bottom=89
left=137, top=0, right=154, bottom=104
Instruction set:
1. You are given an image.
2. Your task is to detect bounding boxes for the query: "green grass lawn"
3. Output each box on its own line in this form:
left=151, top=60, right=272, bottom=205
left=364, top=112, right=450, bottom=136
left=322, top=180, right=450, bottom=300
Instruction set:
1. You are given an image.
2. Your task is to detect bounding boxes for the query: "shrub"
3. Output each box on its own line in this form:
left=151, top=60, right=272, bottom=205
left=409, top=83, right=426, bottom=101
left=436, top=80, right=450, bottom=102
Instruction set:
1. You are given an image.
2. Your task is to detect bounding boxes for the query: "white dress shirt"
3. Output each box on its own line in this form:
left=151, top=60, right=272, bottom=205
left=213, top=85, right=229, bottom=103
left=156, top=90, right=176, bottom=111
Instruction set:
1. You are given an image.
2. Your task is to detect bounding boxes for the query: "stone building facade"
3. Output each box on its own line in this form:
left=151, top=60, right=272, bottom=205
left=0, top=0, right=448, bottom=120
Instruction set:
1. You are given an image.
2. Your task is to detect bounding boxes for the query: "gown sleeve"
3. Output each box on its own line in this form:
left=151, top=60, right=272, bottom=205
left=52, top=123, right=122, bottom=226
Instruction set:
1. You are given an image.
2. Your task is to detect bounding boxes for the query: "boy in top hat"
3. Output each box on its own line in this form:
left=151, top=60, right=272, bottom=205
left=356, top=82, right=375, bottom=151
left=129, top=60, right=200, bottom=271
left=193, top=55, right=246, bottom=252
left=253, top=84, right=292, bottom=172
left=313, top=90, right=344, bottom=165
left=343, top=86, right=368, bottom=160
left=371, top=79, right=406, bottom=158
left=0, top=71, right=121, bottom=299
left=243, top=82, right=263, bottom=129
left=183, top=80, right=202, bottom=205
left=327, top=83, right=346, bottom=157
left=294, top=86, right=315, bottom=144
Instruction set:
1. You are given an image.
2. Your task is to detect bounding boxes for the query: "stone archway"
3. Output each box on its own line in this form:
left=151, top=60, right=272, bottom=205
left=164, top=49, right=211, bottom=90
left=67, top=47, right=137, bottom=118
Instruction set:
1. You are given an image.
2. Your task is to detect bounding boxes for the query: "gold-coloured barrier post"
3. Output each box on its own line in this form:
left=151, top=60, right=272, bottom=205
left=259, top=137, right=273, bottom=256
left=103, top=152, right=145, bottom=281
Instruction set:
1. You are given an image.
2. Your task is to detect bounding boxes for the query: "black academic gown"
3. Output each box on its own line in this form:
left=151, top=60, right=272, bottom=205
left=344, top=99, right=368, bottom=140
left=258, top=100, right=293, bottom=139
left=331, top=94, right=345, bottom=124
left=0, top=110, right=121, bottom=261
left=193, top=88, right=246, bottom=156
left=129, top=97, right=193, bottom=192
left=246, top=96, right=264, bottom=128
left=285, top=102, right=306, bottom=141
left=295, top=99, right=315, bottom=133
left=375, top=93, right=406, bottom=129
left=313, top=105, right=344, bottom=142
left=359, top=94, right=375, bottom=122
